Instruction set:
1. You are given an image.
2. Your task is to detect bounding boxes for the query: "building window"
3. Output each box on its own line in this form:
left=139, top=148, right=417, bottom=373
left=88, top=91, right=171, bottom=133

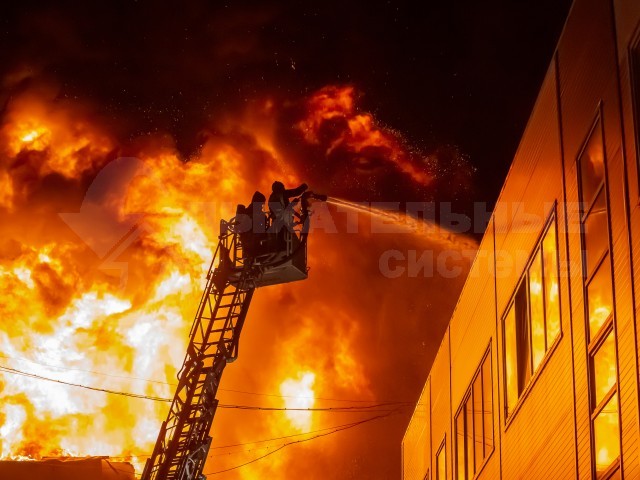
left=455, top=347, right=493, bottom=480
left=578, top=118, right=620, bottom=478
left=503, top=212, right=561, bottom=416
left=436, top=439, right=446, bottom=480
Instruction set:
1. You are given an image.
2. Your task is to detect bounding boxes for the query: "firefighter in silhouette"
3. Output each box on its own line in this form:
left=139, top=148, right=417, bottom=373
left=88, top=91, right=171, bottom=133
left=268, top=181, right=308, bottom=220
left=248, top=191, right=267, bottom=234
left=268, top=181, right=308, bottom=250
left=238, top=191, right=267, bottom=258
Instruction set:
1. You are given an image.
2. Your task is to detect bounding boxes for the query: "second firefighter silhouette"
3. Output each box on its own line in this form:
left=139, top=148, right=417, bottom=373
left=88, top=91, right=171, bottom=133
left=268, top=181, right=308, bottom=249
left=238, top=191, right=267, bottom=258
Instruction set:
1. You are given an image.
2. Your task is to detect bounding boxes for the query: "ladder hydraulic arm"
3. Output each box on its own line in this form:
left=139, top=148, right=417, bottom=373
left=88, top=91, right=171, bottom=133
left=141, top=190, right=326, bottom=480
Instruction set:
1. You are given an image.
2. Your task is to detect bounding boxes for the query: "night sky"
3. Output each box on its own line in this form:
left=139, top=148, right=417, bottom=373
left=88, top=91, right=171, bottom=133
left=1, top=0, right=571, bottom=211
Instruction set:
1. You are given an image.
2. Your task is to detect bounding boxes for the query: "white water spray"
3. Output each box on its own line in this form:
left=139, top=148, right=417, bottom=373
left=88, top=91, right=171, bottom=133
left=326, top=197, right=477, bottom=251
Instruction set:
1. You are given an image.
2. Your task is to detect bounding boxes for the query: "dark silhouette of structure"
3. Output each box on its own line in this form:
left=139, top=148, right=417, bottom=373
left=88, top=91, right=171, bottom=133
left=238, top=191, right=267, bottom=258
left=268, top=181, right=308, bottom=224
left=141, top=184, right=324, bottom=480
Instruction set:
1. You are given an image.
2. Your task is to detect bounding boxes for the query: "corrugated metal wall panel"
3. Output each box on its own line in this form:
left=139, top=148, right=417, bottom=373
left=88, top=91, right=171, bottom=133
left=558, top=0, right=618, bottom=158
left=429, top=329, right=451, bottom=480
left=492, top=64, right=564, bottom=320
left=616, top=57, right=640, bottom=204
left=616, top=67, right=640, bottom=299
left=614, top=0, right=640, bottom=65
left=475, top=455, right=499, bottom=480
left=449, top=224, right=495, bottom=410
left=402, top=378, right=431, bottom=480
left=500, top=337, right=576, bottom=479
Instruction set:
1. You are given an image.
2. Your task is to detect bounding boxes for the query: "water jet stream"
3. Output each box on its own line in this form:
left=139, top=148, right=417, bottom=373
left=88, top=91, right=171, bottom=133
left=326, top=197, right=477, bottom=251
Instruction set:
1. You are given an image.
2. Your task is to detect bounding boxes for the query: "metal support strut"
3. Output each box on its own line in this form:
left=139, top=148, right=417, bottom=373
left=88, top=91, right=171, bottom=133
left=141, top=222, right=255, bottom=480
left=140, top=190, right=324, bottom=480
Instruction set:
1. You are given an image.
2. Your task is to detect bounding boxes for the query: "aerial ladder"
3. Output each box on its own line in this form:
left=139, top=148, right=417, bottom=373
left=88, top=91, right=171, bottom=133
left=141, top=189, right=327, bottom=480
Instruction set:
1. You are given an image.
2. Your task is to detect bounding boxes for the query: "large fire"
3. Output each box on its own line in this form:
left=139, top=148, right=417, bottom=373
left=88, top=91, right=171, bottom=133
left=0, top=84, right=474, bottom=478
left=296, top=85, right=433, bottom=186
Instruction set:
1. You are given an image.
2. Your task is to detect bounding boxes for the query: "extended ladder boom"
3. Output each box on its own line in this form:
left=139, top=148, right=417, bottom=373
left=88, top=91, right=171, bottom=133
left=141, top=223, right=255, bottom=480
left=141, top=190, right=325, bottom=480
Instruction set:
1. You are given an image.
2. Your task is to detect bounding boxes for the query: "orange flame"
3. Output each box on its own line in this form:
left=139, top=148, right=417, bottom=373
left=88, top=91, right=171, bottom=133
left=296, top=85, right=432, bottom=186
left=1, top=93, right=113, bottom=181
left=280, top=372, right=316, bottom=431
left=0, top=85, right=474, bottom=478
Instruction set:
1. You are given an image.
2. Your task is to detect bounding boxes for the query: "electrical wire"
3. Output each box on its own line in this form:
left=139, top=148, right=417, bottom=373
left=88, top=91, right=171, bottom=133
left=0, top=362, right=412, bottom=477
left=0, top=354, right=416, bottom=476
left=0, top=353, right=170, bottom=386
left=0, top=363, right=410, bottom=412
left=0, top=352, right=406, bottom=404
left=7, top=410, right=410, bottom=478
left=209, top=415, right=402, bottom=450
left=0, top=365, right=169, bottom=402
left=206, top=409, right=411, bottom=459
left=218, top=402, right=410, bottom=412
left=202, top=408, right=404, bottom=476
left=106, top=410, right=413, bottom=461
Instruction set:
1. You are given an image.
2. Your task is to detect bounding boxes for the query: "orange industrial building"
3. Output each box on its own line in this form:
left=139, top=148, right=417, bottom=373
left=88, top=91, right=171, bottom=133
left=402, top=0, right=640, bottom=479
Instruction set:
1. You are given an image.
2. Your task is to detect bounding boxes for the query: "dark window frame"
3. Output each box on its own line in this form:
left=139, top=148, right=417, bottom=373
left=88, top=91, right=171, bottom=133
left=454, top=344, right=493, bottom=480
left=501, top=205, right=563, bottom=425
left=576, top=109, right=621, bottom=480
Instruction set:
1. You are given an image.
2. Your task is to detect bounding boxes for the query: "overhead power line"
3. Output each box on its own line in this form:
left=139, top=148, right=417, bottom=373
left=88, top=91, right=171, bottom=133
left=0, top=365, right=169, bottom=402
left=107, top=412, right=412, bottom=461
left=0, top=364, right=410, bottom=413
left=12, top=410, right=409, bottom=479
left=0, top=352, right=405, bottom=404
left=203, top=409, right=404, bottom=476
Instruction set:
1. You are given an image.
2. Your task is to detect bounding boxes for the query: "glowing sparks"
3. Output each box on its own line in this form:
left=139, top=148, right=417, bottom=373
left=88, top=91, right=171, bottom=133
left=296, top=85, right=433, bottom=186
left=296, top=85, right=356, bottom=144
